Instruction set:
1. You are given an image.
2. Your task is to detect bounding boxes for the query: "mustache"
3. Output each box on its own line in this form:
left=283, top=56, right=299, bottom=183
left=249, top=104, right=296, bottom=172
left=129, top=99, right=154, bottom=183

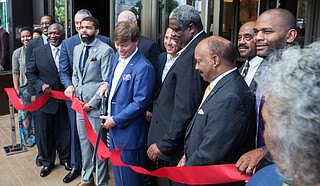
left=256, top=41, right=268, bottom=46
left=238, top=44, right=249, bottom=49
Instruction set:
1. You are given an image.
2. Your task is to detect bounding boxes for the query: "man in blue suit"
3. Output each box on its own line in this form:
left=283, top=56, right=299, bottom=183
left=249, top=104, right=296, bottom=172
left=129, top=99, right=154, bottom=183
left=60, top=9, right=115, bottom=183
left=99, top=22, right=155, bottom=186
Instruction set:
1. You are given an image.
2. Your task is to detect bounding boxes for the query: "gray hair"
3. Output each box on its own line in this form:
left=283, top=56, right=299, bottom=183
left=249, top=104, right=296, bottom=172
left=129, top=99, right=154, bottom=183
left=169, top=5, right=203, bottom=31
left=75, top=9, right=92, bottom=17
left=48, top=23, right=65, bottom=34
left=260, top=41, right=320, bottom=185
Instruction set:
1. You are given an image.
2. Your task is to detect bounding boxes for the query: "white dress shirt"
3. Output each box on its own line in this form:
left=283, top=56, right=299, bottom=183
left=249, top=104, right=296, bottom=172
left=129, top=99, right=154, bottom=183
left=107, top=47, right=138, bottom=116
left=201, top=67, right=237, bottom=105
left=161, top=54, right=179, bottom=82
left=242, top=56, right=263, bottom=86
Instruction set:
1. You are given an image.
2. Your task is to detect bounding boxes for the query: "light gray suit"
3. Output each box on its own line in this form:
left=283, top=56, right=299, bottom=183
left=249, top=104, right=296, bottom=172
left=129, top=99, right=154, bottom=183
left=72, top=38, right=114, bottom=185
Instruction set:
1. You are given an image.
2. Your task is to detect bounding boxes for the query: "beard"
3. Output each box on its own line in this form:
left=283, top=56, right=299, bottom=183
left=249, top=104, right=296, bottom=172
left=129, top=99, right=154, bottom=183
left=81, top=34, right=95, bottom=44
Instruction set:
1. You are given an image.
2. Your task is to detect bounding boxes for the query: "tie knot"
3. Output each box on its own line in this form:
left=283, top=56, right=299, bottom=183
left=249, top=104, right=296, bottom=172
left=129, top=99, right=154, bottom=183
left=245, top=61, right=250, bottom=68
left=85, top=46, right=91, bottom=51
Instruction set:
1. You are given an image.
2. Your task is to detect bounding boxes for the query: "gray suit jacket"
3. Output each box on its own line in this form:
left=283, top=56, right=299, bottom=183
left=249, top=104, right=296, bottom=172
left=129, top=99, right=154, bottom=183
left=72, top=39, right=114, bottom=117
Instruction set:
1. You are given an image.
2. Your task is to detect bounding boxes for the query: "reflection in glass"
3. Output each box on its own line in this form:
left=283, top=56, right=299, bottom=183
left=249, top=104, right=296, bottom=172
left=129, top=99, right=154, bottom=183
left=296, top=0, right=308, bottom=45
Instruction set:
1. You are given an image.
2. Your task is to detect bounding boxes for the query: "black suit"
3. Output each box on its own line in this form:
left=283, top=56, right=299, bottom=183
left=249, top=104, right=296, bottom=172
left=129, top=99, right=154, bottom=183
left=138, top=35, right=160, bottom=71
left=26, top=44, right=70, bottom=166
left=185, top=70, right=256, bottom=163
left=148, top=32, right=208, bottom=164
left=139, top=36, right=160, bottom=112
left=184, top=70, right=256, bottom=186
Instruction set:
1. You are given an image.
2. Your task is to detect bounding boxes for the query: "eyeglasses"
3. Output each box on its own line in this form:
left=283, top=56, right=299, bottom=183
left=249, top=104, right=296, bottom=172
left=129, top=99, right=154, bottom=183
left=238, top=34, right=253, bottom=41
left=40, top=22, right=51, bottom=26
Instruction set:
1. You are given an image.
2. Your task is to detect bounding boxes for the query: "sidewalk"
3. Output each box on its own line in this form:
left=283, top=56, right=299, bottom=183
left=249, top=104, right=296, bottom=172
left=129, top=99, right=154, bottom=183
left=0, top=114, right=114, bottom=186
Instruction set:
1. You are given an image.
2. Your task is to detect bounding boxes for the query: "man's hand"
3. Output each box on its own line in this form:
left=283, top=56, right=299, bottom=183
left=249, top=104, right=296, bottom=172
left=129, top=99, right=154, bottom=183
left=235, top=148, right=266, bottom=175
left=147, top=143, right=163, bottom=162
left=177, top=154, right=186, bottom=167
left=146, top=111, right=152, bottom=122
left=83, top=103, right=93, bottom=112
left=99, top=83, right=108, bottom=98
left=64, top=85, right=75, bottom=98
left=42, top=84, right=51, bottom=94
left=100, top=116, right=116, bottom=129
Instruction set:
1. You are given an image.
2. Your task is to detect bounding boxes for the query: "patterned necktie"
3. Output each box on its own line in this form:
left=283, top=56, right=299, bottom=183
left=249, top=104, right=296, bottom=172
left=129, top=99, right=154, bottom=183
left=54, top=47, right=60, bottom=71
left=241, top=60, right=250, bottom=77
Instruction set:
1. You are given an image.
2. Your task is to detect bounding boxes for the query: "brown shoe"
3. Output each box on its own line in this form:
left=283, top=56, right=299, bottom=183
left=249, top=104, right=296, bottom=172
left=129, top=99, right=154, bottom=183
left=77, top=182, right=94, bottom=186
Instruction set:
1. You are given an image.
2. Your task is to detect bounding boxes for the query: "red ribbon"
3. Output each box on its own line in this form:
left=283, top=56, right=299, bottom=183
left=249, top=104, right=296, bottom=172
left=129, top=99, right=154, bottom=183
left=4, top=87, right=250, bottom=185
left=110, top=147, right=250, bottom=185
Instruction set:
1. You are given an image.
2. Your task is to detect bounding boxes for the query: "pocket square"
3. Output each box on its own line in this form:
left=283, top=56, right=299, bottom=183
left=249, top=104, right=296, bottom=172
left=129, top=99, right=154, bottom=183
left=90, top=57, right=97, bottom=61
left=123, top=74, right=131, bottom=81
left=198, top=109, right=204, bottom=115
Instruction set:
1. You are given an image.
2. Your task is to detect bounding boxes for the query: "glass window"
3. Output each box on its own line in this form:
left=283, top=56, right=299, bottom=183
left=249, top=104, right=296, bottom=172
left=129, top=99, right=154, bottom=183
left=239, top=0, right=259, bottom=26
left=115, top=0, right=141, bottom=27
left=55, top=0, right=65, bottom=26
left=0, top=0, right=8, bottom=31
left=296, top=0, right=308, bottom=45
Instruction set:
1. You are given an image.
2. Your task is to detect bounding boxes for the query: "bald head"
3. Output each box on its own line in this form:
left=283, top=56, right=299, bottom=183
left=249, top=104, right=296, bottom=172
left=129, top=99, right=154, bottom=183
left=261, top=8, right=296, bottom=30
left=118, top=10, right=137, bottom=24
left=206, top=36, right=237, bottom=65
left=195, top=36, right=237, bottom=82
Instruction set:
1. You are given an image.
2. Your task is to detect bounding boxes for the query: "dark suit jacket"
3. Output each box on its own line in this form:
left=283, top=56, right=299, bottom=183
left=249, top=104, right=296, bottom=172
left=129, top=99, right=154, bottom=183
left=59, top=34, right=115, bottom=88
left=0, top=28, right=9, bottom=70
left=138, top=35, right=160, bottom=72
left=149, top=52, right=166, bottom=109
left=25, top=36, right=45, bottom=95
left=184, top=70, right=256, bottom=186
left=107, top=51, right=155, bottom=149
left=148, top=32, right=208, bottom=163
left=26, top=44, right=65, bottom=114
left=156, top=52, right=167, bottom=86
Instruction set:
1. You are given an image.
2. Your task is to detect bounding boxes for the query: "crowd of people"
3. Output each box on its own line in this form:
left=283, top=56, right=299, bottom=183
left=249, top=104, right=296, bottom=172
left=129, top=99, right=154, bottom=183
left=10, top=4, right=319, bottom=186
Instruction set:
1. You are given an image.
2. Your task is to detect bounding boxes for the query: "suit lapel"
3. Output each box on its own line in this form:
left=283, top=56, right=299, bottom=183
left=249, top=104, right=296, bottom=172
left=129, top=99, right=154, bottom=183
left=112, top=52, right=139, bottom=96
left=45, top=44, right=58, bottom=73
left=83, top=39, right=101, bottom=77
left=185, top=70, right=239, bottom=137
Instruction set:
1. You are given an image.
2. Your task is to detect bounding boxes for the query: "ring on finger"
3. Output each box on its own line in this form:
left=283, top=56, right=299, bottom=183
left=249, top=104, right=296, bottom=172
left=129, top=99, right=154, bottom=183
left=248, top=166, right=253, bottom=170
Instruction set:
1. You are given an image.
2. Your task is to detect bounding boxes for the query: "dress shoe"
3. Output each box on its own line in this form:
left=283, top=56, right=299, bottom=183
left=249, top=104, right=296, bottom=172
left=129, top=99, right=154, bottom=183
left=36, top=157, right=43, bottom=167
left=63, top=168, right=81, bottom=183
left=60, top=162, right=72, bottom=171
left=40, top=166, right=53, bottom=177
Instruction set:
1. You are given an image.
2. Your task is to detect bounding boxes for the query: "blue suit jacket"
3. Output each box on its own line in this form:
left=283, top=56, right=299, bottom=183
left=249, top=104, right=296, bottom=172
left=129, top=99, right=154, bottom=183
left=107, top=51, right=155, bottom=149
left=59, top=34, right=115, bottom=88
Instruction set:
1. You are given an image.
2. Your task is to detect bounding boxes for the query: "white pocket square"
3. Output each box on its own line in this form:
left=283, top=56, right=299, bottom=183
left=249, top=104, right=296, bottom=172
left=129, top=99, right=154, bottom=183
left=198, top=109, right=204, bottom=115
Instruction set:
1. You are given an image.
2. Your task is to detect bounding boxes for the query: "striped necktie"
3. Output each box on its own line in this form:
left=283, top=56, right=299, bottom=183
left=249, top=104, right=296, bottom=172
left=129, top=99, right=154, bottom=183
left=241, top=60, right=250, bottom=77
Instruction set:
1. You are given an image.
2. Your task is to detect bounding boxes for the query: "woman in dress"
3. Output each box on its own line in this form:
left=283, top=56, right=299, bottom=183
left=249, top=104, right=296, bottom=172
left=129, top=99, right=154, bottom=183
left=12, top=26, right=35, bottom=148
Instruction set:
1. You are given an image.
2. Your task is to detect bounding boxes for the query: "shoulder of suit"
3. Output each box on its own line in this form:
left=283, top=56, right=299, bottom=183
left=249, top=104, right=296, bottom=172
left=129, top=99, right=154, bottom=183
left=139, top=35, right=156, bottom=45
left=97, top=35, right=111, bottom=43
